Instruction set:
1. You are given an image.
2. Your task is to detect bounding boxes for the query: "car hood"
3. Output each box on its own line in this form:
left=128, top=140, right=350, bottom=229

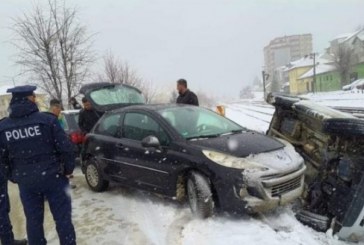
left=189, top=131, right=285, bottom=158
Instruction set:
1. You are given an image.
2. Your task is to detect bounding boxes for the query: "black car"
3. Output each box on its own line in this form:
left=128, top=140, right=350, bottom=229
left=81, top=104, right=306, bottom=217
left=61, top=110, right=83, bottom=156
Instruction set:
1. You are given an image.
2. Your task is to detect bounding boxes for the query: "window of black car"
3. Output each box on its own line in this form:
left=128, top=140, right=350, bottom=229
left=90, top=85, right=145, bottom=106
left=95, top=113, right=122, bottom=137
left=123, top=112, right=170, bottom=145
left=158, top=107, right=244, bottom=139
left=61, top=113, right=80, bottom=131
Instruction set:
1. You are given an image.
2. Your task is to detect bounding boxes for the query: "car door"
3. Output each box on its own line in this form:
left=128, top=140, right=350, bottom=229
left=92, top=112, right=129, bottom=182
left=117, top=111, right=176, bottom=195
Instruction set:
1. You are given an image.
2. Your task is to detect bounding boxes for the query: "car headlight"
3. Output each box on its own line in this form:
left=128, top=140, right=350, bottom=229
left=202, top=150, right=268, bottom=171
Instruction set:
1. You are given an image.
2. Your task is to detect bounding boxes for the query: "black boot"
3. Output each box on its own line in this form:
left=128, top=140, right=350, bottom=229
left=13, top=239, right=28, bottom=245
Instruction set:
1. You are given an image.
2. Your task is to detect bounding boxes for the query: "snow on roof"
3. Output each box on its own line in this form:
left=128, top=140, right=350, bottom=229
left=62, top=109, right=80, bottom=114
left=287, top=53, right=332, bottom=71
left=334, top=31, right=361, bottom=43
left=357, top=30, right=364, bottom=41
left=333, top=32, right=355, bottom=40
left=299, top=63, right=337, bottom=79
left=287, top=56, right=314, bottom=70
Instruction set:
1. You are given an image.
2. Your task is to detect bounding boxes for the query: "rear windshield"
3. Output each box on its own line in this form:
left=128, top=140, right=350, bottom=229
left=90, top=85, right=145, bottom=106
left=61, top=113, right=80, bottom=131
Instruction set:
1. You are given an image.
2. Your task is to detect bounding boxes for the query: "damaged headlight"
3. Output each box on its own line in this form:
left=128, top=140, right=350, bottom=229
left=202, top=150, right=268, bottom=171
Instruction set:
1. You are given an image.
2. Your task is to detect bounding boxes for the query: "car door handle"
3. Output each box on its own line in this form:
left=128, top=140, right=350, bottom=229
left=116, top=143, right=124, bottom=149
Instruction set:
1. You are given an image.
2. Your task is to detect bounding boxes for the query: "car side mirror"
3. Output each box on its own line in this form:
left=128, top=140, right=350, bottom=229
left=141, top=135, right=161, bottom=148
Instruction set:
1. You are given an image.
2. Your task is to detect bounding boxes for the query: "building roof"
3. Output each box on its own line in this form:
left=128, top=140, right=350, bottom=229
left=299, top=63, right=337, bottom=80
left=285, top=53, right=334, bottom=72
left=332, top=29, right=364, bottom=44
left=357, top=31, right=364, bottom=41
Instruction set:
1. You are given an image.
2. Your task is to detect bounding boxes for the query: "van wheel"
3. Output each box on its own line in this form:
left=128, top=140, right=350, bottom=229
left=85, top=158, right=109, bottom=192
left=187, top=171, right=214, bottom=218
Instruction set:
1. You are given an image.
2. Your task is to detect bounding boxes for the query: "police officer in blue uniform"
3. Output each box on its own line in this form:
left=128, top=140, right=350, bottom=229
left=0, top=155, right=27, bottom=245
left=0, top=86, right=76, bottom=245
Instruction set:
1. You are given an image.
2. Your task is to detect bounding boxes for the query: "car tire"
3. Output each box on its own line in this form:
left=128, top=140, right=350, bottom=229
left=85, top=158, right=109, bottom=192
left=322, top=118, right=364, bottom=136
left=187, top=171, right=214, bottom=218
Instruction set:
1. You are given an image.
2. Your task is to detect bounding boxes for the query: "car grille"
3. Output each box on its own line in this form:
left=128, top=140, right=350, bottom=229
left=271, top=175, right=302, bottom=197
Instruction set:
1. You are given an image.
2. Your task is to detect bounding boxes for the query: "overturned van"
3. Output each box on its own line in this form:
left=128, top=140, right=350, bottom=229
left=267, top=94, right=364, bottom=242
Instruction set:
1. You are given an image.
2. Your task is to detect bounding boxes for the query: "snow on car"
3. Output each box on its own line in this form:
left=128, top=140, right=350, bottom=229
left=342, top=79, right=364, bottom=91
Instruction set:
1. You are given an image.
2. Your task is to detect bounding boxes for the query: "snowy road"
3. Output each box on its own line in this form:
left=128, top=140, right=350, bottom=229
left=7, top=98, right=362, bottom=245
left=8, top=172, right=349, bottom=245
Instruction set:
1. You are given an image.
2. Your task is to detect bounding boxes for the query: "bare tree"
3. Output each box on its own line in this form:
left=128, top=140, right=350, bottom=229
left=141, top=81, right=158, bottom=104
left=100, top=52, right=158, bottom=103
left=333, top=44, right=355, bottom=86
left=100, top=52, right=143, bottom=88
left=170, top=90, right=178, bottom=103
left=12, top=0, right=94, bottom=108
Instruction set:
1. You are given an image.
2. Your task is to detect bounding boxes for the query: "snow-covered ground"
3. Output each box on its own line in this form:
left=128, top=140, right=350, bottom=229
left=7, top=173, right=348, bottom=245
left=7, top=91, right=364, bottom=245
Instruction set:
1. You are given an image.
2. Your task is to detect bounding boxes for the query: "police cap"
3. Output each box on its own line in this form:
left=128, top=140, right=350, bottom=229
left=7, top=85, right=37, bottom=98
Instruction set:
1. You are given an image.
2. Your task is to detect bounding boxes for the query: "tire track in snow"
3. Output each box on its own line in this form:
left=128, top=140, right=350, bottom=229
left=165, top=214, right=192, bottom=245
left=71, top=174, right=153, bottom=245
left=227, top=105, right=272, bottom=124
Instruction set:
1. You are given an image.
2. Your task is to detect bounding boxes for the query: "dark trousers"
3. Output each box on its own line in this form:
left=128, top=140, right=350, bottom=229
left=18, top=175, right=76, bottom=245
left=0, top=181, right=15, bottom=245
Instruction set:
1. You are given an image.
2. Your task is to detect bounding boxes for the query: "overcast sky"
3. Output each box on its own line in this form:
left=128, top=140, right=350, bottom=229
left=1, top=0, right=364, bottom=98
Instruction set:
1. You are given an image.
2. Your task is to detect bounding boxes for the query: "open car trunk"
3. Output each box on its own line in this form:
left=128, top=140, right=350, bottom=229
left=80, top=82, right=145, bottom=114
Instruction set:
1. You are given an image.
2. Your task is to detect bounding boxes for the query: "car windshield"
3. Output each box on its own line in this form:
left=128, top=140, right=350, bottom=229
left=158, top=106, right=244, bottom=139
left=90, top=85, right=145, bottom=106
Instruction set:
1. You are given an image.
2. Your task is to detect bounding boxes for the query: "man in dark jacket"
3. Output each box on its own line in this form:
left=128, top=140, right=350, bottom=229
left=0, top=85, right=76, bottom=245
left=176, top=79, right=199, bottom=106
left=78, top=97, right=101, bottom=134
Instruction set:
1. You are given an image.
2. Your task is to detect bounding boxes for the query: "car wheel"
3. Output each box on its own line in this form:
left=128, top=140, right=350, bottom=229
left=85, top=158, right=109, bottom=192
left=187, top=171, right=214, bottom=218
left=322, top=118, right=364, bottom=136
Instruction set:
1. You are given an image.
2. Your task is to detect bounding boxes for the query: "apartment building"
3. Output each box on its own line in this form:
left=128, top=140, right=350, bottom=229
left=264, top=34, right=313, bottom=74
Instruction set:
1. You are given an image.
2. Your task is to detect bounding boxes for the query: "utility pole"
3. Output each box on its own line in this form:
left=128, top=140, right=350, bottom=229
left=262, top=70, right=266, bottom=97
left=261, top=70, right=270, bottom=99
left=310, top=53, right=317, bottom=93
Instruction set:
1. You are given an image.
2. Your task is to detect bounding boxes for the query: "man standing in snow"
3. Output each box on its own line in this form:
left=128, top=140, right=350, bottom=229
left=0, top=157, right=27, bottom=245
left=78, top=97, right=101, bottom=134
left=0, top=85, right=76, bottom=245
left=176, top=79, right=199, bottom=106
left=48, top=99, right=65, bottom=128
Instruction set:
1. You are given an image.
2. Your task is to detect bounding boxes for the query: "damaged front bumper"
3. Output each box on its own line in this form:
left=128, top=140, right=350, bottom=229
left=234, top=165, right=306, bottom=213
